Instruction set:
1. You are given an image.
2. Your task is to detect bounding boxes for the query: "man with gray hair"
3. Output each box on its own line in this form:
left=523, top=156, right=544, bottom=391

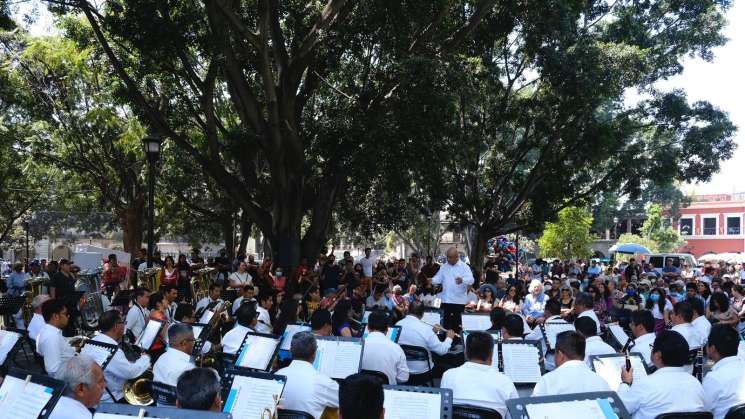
left=27, top=294, right=50, bottom=341
left=153, top=323, right=196, bottom=388
left=49, top=355, right=105, bottom=419
left=275, top=332, right=339, bottom=419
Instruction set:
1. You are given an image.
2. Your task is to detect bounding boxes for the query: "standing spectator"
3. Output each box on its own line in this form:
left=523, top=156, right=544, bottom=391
left=102, top=254, right=128, bottom=296
left=360, top=248, right=376, bottom=292
left=158, top=256, right=178, bottom=287
left=321, top=255, right=342, bottom=293
left=483, top=255, right=500, bottom=285
left=176, top=254, right=192, bottom=302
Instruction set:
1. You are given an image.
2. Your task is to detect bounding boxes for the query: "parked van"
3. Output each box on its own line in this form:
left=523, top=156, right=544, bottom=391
left=647, top=253, right=699, bottom=274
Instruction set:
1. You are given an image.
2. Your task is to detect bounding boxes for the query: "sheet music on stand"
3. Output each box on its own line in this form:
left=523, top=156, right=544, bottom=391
left=280, top=324, right=312, bottom=351
left=135, top=319, right=164, bottom=350
left=507, top=391, right=630, bottom=419
left=80, top=340, right=118, bottom=371
left=591, top=354, right=648, bottom=392
left=0, top=368, right=65, bottom=419
left=191, top=323, right=211, bottom=356
left=543, top=321, right=575, bottom=349
left=313, top=336, right=364, bottom=379
left=363, top=325, right=401, bottom=343
left=421, top=309, right=441, bottom=326
left=235, top=332, right=280, bottom=371
left=199, top=309, right=215, bottom=324
left=498, top=340, right=544, bottom=384
left=0, top=329, right=22, bottom=365
left=607, top=324, right=629, bottom=349
left=460, top=313, right=492, bottom=331
left=221, top=368, right=286, bottom=419
left=382, top=385, right=452, bottom=419
left=94, top=402, right=232, bottom=418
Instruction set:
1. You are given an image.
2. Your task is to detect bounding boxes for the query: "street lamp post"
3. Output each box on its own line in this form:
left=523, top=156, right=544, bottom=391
left=142, top=134, right=163, bottom=269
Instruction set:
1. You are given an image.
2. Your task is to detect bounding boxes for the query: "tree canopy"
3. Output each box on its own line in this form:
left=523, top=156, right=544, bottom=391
left=538, top=207, right=595, bottom=260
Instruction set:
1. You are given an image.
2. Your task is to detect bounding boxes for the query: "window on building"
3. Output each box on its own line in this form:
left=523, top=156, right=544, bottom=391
left=703, top=217, right=717, bottom=235
left=679, top=218, right=693, bottom=236
left=727, top=216, right=741, bottom=235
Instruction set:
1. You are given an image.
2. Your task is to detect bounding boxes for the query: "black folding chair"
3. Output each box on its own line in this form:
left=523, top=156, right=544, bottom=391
left=655, top=412, right=712, bottom=419
left=277, top=409, right=315, bottom=419
left=151, top=381, right=177, bottom=407
left=400, top=344, right=434, bottom=386
left=360, top=369, right=390, bottom=385
left=453, top=404, right=502, bottom=419
left=725, top=403, right=745, bottom=419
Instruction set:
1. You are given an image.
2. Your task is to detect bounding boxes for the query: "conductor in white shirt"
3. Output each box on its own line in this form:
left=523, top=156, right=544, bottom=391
left=361, top=311, right=409, bottom=385
left=628, top=310, right=656, bottom=367
left=125, top=287, right=151, bottom=341
left=441, top=331, right=518, bottom=418
left=431, top=247, right=474, bottom=331
left=49, top=355, right=105, bottom=419
left=575, top=317, right=615, bottom=366
left=223, top=302, right=258, bottom=354
left=92, top=310, right=151, bottom=403
left=153, top=323, right=196, bottom=388
left=37, top=299, right=77, bottom=376
left=396, top=301, right=456, bottom=380
left=619, top=330, right=706, bottom=419
left=275, top=332, right=339, bottom=419
left=532, top=331, right=610, bottom=396
left=703, top=324, right=745, bottom=419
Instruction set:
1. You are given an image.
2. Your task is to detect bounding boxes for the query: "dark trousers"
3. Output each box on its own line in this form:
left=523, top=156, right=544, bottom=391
left=442, top=303, right=465, bottom=332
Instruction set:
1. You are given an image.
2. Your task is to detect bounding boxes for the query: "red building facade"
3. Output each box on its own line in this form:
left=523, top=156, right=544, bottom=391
left=674, top=193, right=745, bottom=257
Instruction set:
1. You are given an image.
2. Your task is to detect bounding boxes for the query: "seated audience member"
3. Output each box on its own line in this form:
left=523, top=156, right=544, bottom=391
left=575, top=316, right=615, bottom=366
left=619, top=330, right=705, bottom=419
left=176, top=368, right=223, bottom=412
left=671, top=301, right=706, bottom=349
left=49, top=356, right=105, bottom=419
left=360, top=311, right=409, bottom=385
left=441, top=331, right=518, bottom=418
left=339, top=373, right=385, bottom=419
left=501, top=314, right=525, bottom=340
left=704, top=325, right=745, bottom=419
left=275, top=332, right=339, bottom=419
left=222, top=303, right=257, bottom=354
left=311, top=309, right=333, bottom=337
left=532, top=331, right=611, bottom=396
left=574, top=292, right=601, bottom=334
left=396, top=301, right=455, bottom=376
left=628, top=310, right=656, bottom=367
left=153, top=323, right=196, bottom=387
left=37, top=299, right=76, bottom=375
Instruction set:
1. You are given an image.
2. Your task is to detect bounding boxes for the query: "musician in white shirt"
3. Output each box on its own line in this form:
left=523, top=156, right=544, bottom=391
left=162, top=285, right=179, bottom=323
left=275, top=332, right=339, bottom=419
left=396, top=301, right=455, bottom=376
left=49, top=356, right=105, bottom=419
left=125, top=287, right=151, bottom=341
left=311, top=309, right=333, bottom=337
left=255, top=291, right=274, bottom=334
left=501, top=314, right=525, bottom=340
left=533, top=330, right=610, bottom=396
left=525, top=299, right=566, bottom=370
left=628, top=310, right=656, bottom=367
left=689, top=298, right=711, bottom=345
left=704, top=325, right=745, bottom=419
left=431, top=247, right=474, bottom=331
left=619, top=330, right=705, bottom=419
left=92, top=310, right=151, bottom=403
left=37, top=299, right=77, bottom=376
left=574, top=292, right=601, bottom=335
left=27, top=294, right=50, bottom=342
left=223, top=303, right=258, bottom=354
left=575, top=317, right=615, bottom=366
left=153, top=323, right=196, bottom=388
left=361, top=311, right=409, bottom=385
left=671, top=301, right=706, bottom=349
left=339, top=373, right=385, bottom=419
left=228, top=262, right=253, bottom=289
left=176, top=368, right=223, bottom=412
left=441, top=331, right=518, bottom=417
left=195, top=284, right=224, bottom=314
left=231, top=284, right=255, bottom=316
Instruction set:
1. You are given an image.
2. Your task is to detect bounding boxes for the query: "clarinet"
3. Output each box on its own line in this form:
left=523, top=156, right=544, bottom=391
left=538, top=322, right=551, bottom=352
left=497, top=333, right=504, bottom=372
left=621, top=336, right=635, bottom=372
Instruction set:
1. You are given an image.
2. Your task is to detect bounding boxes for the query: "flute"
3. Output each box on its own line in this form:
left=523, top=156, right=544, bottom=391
left=419, top=319, right=461, bottom=339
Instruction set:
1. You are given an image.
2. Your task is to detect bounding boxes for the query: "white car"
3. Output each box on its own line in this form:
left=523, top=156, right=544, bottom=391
left=647, top=253, right=699, bottom=275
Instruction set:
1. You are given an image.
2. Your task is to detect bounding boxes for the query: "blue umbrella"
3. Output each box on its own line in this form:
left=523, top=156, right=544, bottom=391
left=609, top=243, right=652, bottom=255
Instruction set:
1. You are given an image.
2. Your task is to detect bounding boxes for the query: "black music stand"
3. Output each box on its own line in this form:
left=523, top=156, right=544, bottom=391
left=0, top=296, right=26, bottom=327
left=191, top=322, right=213, bottom=357
left=461, top=313, right=493, bottom=331
left=221, top=368, right=287, bottom=417
left=506, top=391, right=631, bottom=419
left=234, top=331, right=281, bottom=371
left=499, top=339, right=546, bottom=385
left=606, top=323, right=631, bottom=350
left=590, top=353, right=651, bottom=374
left=0, top=328, right=25, bottom=372
left=363, top=325, right=402, bottom=343
left=314, top=336, right=365, bottom=380
left=383, top=385, right=454, bottom=419
left=279, top=323, right=312, bottom=352
left=4, top=367, right=66, bottom=419
left=94, top=403, right=233, bottom=418
left=80, top=339, right=118, bottom=371
left=135, top=318, right=165, bottom=351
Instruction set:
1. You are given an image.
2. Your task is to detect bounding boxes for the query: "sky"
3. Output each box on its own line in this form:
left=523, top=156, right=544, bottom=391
left=12, top=1, right=745, bottom=195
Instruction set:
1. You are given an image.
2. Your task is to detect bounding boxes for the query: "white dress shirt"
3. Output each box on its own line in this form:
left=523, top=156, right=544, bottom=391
left=532, top=360, right=611, bottom=396
left=36, top=323, right=76, bottom=377
left=525, top=315, right=565, bottom=370
left=275, top=360, right=339, bottom=419
left=671, top=323, right=705, bottom=349
left=703, top=356, right=745, bottom=419
left=360, top=256, right=376, bottom=277
left=584, top=336, right=616, bottom=366
left=255, top=306, right=273, bottom=334
left=195, top=297, right=223, bottom=314
left=228, top=271, right=253, bottom=288
left=441, top=362, right=518, bottom=418
left=165, top=302, right=178, bottom=324
left=361, top=331, right=409, bottom=385
left=396, top=315, right=453, bottom=374
left=618, top=366, right=705, bottom=419
left=125, top=304, right=149, bottom=340
left=577, top=309, right=601, bottom=334
left=691, top=316, right=711, bottom=344
left=431, top=261, right=475, bottom=305
left=48, top=396, right=91, bottom=419
left=28, top=313, right=45, bottom=342
left=222, top=324, right=254, bottom=355
left=92, top=333, right=151, bottom=402
left=631, top=332, right=656, bottom=367
left=152, top=347, right=195, bottom=387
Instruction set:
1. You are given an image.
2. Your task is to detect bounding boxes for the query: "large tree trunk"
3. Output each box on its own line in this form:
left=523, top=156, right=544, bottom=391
left=221, top=217, right=235, bottom=260
left=237, top=217, right=252, bottom=256
left=118, top=197, right=145, bottom=254
left=465, top=225, right=487, bottom=283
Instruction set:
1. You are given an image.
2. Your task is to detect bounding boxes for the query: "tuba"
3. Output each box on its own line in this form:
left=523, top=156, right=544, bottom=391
left=123, top=369, right=154, bottom=406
